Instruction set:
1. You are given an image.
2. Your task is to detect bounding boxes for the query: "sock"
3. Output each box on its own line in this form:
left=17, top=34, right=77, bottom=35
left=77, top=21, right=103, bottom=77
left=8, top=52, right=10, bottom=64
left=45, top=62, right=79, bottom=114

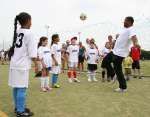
left=54, top=74, right=58, bottom=84
left=88, top=71, right=92, bottom=80
left=68, top=70, right=71, bottom=79
left=41, top=77, right=45, bottom=88
left=45, top=77, right=49, bottom=88
left=52, top=74, right=55, bottom=85
left=73, top=70, right=77, bottom=79
left=102, top=71, right=105, bottom=78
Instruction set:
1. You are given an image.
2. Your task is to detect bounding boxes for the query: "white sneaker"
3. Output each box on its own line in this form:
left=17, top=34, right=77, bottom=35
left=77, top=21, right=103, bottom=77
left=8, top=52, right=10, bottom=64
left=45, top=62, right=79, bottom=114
left=74, top=78, right=80, bottom=83
left=93, top=78, right=98, bottom=82
left=68, top=78, right=73, bottom=83
left=88, top=78, right=92, bottom=82
left=122, top=89, right=127, bottom=92
left=114, top=88, right=122, bottom=92
left=41, top=88, right=47, bottom=92
left=114, top=88, right=127, bottom=93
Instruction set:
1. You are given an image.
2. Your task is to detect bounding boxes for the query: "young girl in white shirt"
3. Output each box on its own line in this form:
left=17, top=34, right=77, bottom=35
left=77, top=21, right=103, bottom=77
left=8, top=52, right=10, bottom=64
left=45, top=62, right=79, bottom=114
left=66, top=37, right=80, bottom=83
left=37, top=37, right=52, bottom=92
left=86, top=40, right=99, bottom=82
left=8, top=12, right=37, bottom=117
left=101, top=42, right=111, bottom=82
left=51, top=34, right=61, bottom=88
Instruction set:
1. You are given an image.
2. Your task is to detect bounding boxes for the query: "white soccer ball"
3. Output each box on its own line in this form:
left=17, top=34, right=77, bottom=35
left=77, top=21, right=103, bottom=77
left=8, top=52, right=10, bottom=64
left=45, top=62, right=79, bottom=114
left=80, top=13, right=87, bottom=21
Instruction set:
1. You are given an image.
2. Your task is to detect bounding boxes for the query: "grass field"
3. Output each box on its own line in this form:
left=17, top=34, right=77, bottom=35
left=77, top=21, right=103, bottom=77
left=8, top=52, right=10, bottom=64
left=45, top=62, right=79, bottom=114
left=0, top=61, right=150, bottom=117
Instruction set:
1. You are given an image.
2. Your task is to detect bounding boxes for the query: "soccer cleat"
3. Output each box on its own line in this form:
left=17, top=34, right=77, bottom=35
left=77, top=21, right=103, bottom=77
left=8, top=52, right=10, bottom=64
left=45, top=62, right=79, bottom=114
left=68, top=78, right=73, bottom=83
left=88, top=78, right=92, bottom=82
left=114, top=88, right=127, bottom=93
left=45, top=87, right=52, bottom=91
left=41, top=88, right=47, bottom=92
left=93, top=78, right=98, bottom=82
left=74, top=78, right=80, bottom=83
left=139, top=76, right=143, bottom=79
left=114, top=88, right=122, bottom=92
left=16, top=111, right=34, bottom=117
left=101, top=78, right=105, bottom=82
left=15, top=108, right=32, bottom=114
left=53, top=84, right=60, bottom=88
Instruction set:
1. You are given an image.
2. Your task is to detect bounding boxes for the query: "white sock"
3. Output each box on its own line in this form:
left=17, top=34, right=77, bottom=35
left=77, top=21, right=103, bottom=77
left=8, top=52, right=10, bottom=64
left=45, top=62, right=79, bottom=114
left=45, top=77, right=50, bottom=88
left=41, top=77, right=45, bottom=88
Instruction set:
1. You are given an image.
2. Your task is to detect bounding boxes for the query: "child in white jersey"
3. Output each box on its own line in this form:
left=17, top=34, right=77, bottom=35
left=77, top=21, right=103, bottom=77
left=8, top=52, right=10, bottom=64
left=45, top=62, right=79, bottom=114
left=101, top=42, right=111, bottom=82
left=51, top=34, right=61, bottom=88
left=85, top=40, right=99, bottom=82
left=8, top=12, right=36, bottom=117
left=66, top=37, right=80, bottom=83
left=37, top=37, right=52, bottom=92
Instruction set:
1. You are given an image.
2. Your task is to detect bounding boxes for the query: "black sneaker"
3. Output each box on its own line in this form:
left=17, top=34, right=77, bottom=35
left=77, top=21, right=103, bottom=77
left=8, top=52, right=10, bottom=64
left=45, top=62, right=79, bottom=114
left=16, top=111, right=33, bottom=117
left=15, top=108, right=33, bottom=114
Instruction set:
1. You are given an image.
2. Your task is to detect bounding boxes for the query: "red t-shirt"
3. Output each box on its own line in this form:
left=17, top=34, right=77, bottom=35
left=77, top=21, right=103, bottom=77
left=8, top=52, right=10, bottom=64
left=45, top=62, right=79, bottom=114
left=131, top=46, right=140, bottom=61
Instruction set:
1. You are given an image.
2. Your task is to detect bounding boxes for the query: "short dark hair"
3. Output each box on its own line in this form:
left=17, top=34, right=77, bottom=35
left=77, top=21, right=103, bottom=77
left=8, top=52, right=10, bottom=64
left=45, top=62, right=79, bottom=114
left=126, top=16, right=134, bottom=24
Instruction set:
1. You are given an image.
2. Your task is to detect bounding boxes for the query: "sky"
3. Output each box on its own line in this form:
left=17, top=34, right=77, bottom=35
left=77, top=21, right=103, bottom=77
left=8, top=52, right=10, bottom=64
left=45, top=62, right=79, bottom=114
left=0, top=0, right=150, bottom=50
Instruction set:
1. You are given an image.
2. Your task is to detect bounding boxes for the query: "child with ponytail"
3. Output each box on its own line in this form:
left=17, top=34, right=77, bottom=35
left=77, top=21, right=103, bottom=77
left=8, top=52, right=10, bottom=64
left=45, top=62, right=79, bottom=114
left=51, top=34, right=61, bottom=88
left=8, top=12, right=37, bottom=117
left=37, top=36, right=52, bottom=92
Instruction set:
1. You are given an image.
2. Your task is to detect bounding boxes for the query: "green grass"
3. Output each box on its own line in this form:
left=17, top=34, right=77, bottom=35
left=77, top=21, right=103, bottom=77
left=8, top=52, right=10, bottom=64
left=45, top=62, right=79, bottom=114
left=0, top=61, right=150, bottom=117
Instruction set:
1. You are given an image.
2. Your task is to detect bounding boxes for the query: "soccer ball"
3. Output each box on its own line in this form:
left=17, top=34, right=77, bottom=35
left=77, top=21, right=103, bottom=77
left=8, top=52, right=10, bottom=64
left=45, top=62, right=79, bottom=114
left=80, top=13, right=87, bottom=21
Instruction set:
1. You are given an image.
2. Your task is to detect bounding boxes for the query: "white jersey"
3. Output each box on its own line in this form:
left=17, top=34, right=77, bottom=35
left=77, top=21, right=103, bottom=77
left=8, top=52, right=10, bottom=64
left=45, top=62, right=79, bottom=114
left=10, top=28, right=37, bottom=70
left=101, top=47, right=110, bottom=57
left=38, top=46, right=52, bottom=68
left=67, top=45, right=79, bottom=63
left=86, top=48, right=99, bottom=64
left=0, top=51, right=5, bottom=58
left=51, top=43, right=61, bottom=65
left=113, top=26, right=136, bottom=57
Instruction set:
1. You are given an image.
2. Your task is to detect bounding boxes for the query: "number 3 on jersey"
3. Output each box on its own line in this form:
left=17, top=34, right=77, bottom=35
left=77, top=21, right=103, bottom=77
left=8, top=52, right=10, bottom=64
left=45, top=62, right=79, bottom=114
left=16, top=33, right=24, bottom=48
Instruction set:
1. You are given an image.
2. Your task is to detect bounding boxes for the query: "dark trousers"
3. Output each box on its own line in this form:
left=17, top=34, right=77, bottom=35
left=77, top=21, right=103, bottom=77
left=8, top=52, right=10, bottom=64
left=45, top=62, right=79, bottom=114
left=102, top=52, right=115, bottom=79
left=104, top=52, right=127, bottom=89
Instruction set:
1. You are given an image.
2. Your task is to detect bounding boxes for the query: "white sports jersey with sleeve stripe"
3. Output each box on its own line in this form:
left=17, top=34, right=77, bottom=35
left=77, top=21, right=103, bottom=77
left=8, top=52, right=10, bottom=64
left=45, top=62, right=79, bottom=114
left=86, top=48, right=99, bottom=64
left=10, top=28, right=37, bottom=70
left=38, top=46, right=52, bottom=68
left=51, top=43, right=61, bottom=65
left=67, top=45, right=79, bottom=63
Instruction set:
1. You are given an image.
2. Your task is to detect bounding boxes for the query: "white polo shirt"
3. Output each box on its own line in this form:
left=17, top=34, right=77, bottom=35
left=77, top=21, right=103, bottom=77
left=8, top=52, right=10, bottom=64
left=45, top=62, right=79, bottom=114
left=113, top=26, right=136, bottom=57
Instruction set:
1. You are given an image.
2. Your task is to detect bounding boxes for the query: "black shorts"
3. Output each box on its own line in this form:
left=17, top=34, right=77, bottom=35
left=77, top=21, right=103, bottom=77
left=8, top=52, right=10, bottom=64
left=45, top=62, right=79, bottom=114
left=79, top=55, right=85, bottom=63
left=132, top=60, right=140, bottom=69
left=87, top=64, right=97, bottom=71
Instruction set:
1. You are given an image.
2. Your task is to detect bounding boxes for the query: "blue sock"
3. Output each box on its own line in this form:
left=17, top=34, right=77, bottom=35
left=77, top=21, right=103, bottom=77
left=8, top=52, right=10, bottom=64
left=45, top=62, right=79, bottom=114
left=54, top=74, right=58, bottom=84
left=16, top=88, right=26, bottom=113
left=13, top=88, right=17, bottom=109
left=52, top=74, right=55, bottom=85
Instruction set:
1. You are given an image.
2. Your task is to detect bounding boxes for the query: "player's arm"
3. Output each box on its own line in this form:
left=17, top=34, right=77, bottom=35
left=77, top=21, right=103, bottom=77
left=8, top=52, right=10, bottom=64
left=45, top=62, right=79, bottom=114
left=65, top=46, right=70, bottom=62
left=52, top=54, right=58, bottom=66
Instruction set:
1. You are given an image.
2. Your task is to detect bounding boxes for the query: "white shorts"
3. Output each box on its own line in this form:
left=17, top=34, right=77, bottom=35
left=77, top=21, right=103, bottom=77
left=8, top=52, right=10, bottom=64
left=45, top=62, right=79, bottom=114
left=8, top=69, right=29, bottom=88
left=68, top=62, right=78, bottom=68
left=51, top=65, right=61, bottom=74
